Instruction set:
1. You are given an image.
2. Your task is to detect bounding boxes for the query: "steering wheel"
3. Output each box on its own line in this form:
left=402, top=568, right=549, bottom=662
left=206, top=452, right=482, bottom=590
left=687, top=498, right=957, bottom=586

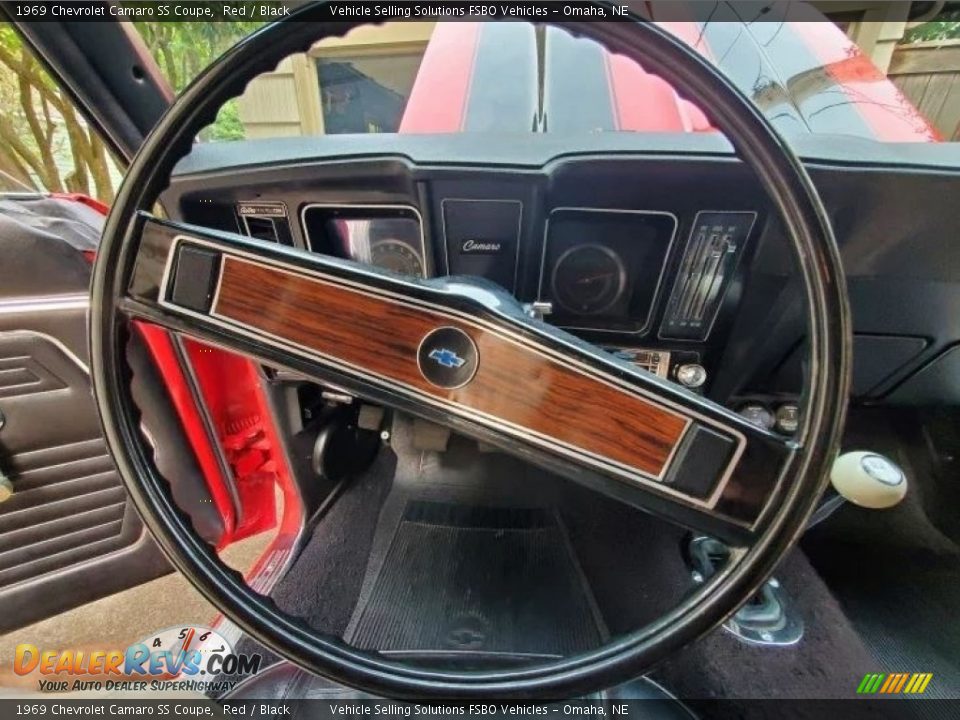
left=90, top=5, right=850, bottom=698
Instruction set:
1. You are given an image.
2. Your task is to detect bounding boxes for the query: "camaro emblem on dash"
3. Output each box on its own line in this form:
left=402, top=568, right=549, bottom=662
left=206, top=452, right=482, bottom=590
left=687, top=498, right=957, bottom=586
left=417, top=327, right=479, bottom=390
left=428, top=348, right=467, bottom=369
left=460, top=239, right=502, bottom=254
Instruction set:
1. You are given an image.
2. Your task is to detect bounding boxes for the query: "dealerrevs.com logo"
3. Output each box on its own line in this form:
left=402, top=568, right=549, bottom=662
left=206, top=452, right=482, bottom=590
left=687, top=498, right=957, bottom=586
left=14, top=626, right=261, bottom=693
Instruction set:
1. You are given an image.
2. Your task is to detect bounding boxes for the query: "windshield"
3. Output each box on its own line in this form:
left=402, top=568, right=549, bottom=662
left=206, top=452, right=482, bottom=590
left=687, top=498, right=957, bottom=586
left=130, top=10, right=951, bottom=144
left=0, top=7, right=952, bottom=204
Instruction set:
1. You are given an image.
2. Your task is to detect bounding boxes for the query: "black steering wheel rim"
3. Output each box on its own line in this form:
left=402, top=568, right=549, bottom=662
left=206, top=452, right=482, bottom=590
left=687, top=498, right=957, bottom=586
left=90, top=5, right=851, bottom=698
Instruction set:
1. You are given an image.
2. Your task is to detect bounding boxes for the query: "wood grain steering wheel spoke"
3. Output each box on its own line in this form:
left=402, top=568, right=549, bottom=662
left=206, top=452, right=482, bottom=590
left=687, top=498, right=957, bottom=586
left=124, top=213, right=796, bottom=546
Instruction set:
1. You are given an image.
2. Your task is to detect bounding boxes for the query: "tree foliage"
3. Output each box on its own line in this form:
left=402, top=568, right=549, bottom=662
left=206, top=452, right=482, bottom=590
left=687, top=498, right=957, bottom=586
left=0, top=21, right=262, bottom=201
left=134, top=21, right=263, bottom=93
left=903, top=11, right=960, bottom=43
left=0, top=23, right=115, bottom=200
left=135, top=21, right=263, bottom=142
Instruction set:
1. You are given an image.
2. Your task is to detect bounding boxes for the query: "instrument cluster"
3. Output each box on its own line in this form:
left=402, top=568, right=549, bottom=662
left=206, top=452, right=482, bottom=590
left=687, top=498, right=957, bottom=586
left=301, top=204, right=428, bottom=278
left=231, top=197, right=761, bottom=394
left=294, top=203, right=755, bottom=355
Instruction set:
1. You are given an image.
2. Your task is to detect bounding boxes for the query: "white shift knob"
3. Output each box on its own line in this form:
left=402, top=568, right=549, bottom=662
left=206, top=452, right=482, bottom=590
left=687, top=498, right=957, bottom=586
left=830, top=451, right=907, bottom=509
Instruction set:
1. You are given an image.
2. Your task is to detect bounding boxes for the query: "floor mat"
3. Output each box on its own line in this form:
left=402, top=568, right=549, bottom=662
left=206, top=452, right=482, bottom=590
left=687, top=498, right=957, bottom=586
left=345, top=501, right=605, bottom=657
left=228, top=417, right=901, bottom=707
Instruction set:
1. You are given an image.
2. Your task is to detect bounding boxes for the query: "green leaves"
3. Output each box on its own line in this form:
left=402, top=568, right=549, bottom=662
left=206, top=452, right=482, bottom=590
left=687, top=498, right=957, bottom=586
left=903, top=11, right=960, bottom=43
left=134, top=20, right=264, bottom=142
left=134, top=21, right=264, bottom=93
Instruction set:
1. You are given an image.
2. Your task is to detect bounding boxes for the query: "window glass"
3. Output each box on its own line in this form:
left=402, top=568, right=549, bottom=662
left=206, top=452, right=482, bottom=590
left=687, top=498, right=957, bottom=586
left=0, top=23, right=123, bottom=202
left=317, top=52, right=424, bottom=134
left=132, top=16, right=955, bottom=144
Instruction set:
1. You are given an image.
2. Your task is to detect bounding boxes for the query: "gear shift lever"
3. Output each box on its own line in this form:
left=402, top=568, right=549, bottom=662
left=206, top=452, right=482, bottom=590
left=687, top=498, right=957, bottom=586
left=830, top=451, right=907, bottom=509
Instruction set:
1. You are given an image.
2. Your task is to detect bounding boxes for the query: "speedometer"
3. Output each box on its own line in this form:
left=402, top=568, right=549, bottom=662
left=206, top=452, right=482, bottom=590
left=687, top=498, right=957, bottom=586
left=551, top=244, right=627, bottom=315
left=370, top=239, right=425, bottom=277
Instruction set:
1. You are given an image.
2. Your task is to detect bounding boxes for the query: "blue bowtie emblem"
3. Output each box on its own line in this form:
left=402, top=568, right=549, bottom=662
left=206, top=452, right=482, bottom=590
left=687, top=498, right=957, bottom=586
left=428, top=348, right=466, bottom=369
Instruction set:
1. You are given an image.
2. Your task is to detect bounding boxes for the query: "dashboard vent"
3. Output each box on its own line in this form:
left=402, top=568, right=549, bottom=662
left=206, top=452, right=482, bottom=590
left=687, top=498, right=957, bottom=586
left=243, top=216, right=280, bottom=242
left=660, top=212, right=756, bottom=342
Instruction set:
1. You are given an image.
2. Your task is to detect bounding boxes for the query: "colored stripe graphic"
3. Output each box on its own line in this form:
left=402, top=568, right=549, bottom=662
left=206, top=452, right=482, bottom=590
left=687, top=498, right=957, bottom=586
left=879, top=674, right=897, bottom=693
left=857, top=673, right=932, bottom=694
left=908, top=673, right=934, bottom=694
left=893, top=674, right=909, bottom=693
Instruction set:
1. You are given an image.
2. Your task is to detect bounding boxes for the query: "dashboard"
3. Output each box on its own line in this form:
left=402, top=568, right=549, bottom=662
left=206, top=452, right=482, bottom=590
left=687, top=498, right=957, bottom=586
left=174, top=154, right=768, bottom=397
left=168, top=133, right=960, bottom=422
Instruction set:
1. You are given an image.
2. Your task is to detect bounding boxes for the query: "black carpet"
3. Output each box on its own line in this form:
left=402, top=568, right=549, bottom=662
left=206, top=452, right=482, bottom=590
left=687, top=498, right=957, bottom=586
left=803, top=409, right=960, bottom=703
left=559, top=483, right=881, bottom=705
left=272, top=449, right=397, bottom=634
left=804, top=497, right=960, bottom=702
left=559, top=483, right=692, bottom=635
left=231, top=449, right=396, bottom=666
left=652, top=551, right=878, bottom=698
left=227, top=428, right=909, bottom=711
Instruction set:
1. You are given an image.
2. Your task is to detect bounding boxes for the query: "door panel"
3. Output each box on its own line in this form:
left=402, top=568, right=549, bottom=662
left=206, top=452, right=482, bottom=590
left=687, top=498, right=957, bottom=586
left=0, top=331, right=131, bottom=586
left=0, top=211, right=170, bottom=633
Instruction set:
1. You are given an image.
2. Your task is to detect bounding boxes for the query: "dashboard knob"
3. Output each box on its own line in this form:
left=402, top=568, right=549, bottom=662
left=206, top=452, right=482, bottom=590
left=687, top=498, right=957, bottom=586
left=775, top=403, right=800, bottom=434
left=830, top=451, right=907, bottom=509
left=676, top=363, right=707, bottom=389
left=738, top=402, right=774, bottom=429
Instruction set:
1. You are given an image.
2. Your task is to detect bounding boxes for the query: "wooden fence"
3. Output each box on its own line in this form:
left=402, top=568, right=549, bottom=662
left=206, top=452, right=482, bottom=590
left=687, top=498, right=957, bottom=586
left=889, top=40, right=960, bottom=141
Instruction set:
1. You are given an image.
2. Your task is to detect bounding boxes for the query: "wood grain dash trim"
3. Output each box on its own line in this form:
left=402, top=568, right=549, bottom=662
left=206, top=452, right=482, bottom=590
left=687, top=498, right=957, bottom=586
left=212, top=254, right=689, bottom=480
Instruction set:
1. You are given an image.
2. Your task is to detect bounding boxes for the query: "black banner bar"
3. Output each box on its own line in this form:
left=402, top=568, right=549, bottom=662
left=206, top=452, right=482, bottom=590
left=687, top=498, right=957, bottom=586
left=0, top=1, right=854, bottom=23
left=0, top=690, right=960, bottom=720
left=0, top=698, right=953, bottom=720
left=1, top=1, right=629, bottom=23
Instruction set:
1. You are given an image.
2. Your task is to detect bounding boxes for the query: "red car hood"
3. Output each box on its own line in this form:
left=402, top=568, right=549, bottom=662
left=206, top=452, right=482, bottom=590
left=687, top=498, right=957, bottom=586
left=399, top=15, right=937, bottom=143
